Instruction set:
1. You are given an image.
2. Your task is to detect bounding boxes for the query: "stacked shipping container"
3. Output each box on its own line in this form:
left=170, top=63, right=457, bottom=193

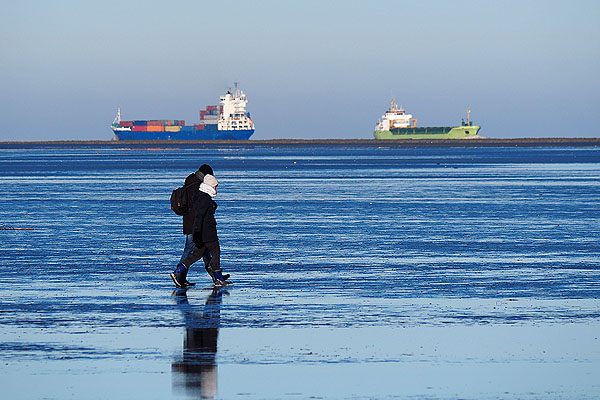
left=117, top=107, right=224, bottom=135
left=120, top=119, right=185, bottom=132
left=199, top=105, right=223, bottom=122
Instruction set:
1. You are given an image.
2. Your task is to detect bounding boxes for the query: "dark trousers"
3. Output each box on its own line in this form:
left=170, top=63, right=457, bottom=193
left=183, top=240, right=221, bottom=273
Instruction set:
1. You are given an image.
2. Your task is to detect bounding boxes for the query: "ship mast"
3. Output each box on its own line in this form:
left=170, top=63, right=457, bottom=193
left=467, top=107, right=471, bottom=125
left=112, top=107, right=121, bottom=125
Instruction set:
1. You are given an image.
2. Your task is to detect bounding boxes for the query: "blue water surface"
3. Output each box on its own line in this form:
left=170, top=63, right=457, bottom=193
left=0, top=144, right=599, bottom=399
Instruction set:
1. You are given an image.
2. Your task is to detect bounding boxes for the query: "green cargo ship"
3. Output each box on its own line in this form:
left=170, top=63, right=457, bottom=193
left=373, top=99, right=481, bottom=139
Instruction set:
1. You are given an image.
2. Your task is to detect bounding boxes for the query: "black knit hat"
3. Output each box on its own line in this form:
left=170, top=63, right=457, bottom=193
left=196, top=164, right=213, bottom=178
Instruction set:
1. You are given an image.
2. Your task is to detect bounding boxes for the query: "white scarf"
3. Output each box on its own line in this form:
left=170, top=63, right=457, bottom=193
left=199, top=182, right=217, bottom=198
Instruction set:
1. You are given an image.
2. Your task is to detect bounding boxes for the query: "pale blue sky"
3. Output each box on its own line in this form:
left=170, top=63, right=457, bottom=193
left=1, top=0, right=599, bottom=140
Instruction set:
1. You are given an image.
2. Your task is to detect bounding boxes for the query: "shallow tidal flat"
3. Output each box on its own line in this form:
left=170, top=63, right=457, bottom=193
left=1, top=145, right=599, bottom=399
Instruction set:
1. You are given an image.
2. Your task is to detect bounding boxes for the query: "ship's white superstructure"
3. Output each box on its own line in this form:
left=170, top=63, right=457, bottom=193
left=375, top=99, right=417, bottom=131
left=218, top=83, right=255, bottom=131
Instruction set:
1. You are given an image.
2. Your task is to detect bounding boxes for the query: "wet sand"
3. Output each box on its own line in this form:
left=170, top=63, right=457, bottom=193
left=2, top=283, right=599, bottom=399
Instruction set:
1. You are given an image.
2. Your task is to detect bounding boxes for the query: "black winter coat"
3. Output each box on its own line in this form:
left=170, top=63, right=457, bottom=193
left=192, top=190, right=218, bottom=243
left=182, top=173, right=202, bottom=234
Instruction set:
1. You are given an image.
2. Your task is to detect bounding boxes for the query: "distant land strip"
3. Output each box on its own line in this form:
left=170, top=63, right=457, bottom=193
left=1, top=138, right=599, bottom=148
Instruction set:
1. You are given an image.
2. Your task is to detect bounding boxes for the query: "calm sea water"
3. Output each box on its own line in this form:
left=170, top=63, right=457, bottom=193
left=1, top=145, right=599, bottom=399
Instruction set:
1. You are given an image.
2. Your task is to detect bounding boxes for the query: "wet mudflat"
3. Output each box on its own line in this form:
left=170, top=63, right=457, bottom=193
left=1, top=145, right=599, bottom=399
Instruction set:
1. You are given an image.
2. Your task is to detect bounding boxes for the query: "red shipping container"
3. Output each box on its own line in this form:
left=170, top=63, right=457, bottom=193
left=132, top=125, right=147, bottom=132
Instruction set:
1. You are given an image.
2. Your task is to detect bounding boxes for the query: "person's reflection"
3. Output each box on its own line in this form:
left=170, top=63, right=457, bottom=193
left=172, top=287, right=224, bottom=399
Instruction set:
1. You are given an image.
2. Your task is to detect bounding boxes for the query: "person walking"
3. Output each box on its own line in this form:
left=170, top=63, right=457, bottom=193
left=177, top=164, right=213, bottom=287
left=171, top=174, right=230, bottom=287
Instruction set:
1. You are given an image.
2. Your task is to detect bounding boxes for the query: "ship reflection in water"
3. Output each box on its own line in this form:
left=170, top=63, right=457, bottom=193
left=172, top=288, right=224, bottom=399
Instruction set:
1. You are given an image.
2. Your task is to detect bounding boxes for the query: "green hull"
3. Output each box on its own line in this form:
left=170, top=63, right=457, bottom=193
left=373, top=125, right=480, bottom=139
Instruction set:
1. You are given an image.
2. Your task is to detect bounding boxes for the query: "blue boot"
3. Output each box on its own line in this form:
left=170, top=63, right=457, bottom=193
left=206, top=265, right=229, bottom=284
left=170, top=263, right=188, bottom=288
left=181, top=267, right=195, bottom=287
left=213, top=270, right=228, bottom=286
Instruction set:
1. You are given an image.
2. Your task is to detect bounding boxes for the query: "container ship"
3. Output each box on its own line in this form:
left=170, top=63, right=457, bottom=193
left=373, top=99, right=480, bottom=139
left=111, top=84, right=255, bottom=140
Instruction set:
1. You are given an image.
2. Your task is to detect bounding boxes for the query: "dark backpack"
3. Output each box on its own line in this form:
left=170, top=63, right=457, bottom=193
left=170, top=182, right=195, bottom=215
